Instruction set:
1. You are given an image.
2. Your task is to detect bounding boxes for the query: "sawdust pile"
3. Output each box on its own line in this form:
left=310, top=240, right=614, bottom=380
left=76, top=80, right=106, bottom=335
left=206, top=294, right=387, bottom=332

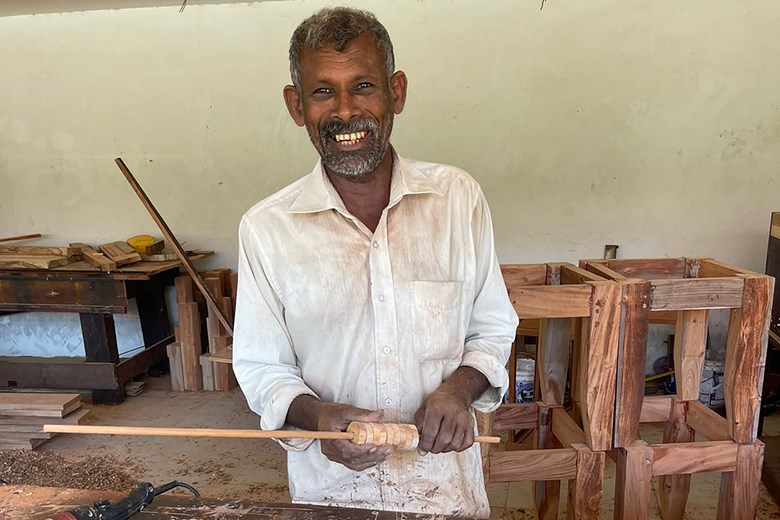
left=0, top=451, right=140, bottom=492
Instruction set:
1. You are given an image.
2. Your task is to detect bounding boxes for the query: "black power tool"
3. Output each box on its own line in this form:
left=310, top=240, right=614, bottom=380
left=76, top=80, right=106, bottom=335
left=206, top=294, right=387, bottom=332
left=52, top=481, right=200, bottom=520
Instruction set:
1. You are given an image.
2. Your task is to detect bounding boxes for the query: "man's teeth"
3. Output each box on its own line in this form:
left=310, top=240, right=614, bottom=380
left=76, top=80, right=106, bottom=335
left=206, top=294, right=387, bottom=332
left=334, top=131, right=367, bottom=144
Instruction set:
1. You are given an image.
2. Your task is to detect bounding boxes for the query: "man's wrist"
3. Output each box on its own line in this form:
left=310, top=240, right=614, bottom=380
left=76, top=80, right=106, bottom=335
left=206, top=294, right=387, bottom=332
left=436, top=366, right=490, bottom=408
left=286, top=394, right=324, bottom=431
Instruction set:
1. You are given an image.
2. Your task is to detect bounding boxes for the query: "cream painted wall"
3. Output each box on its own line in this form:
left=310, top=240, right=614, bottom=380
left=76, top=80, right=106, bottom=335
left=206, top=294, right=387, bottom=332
left=1, top=0, right=779, bottom=357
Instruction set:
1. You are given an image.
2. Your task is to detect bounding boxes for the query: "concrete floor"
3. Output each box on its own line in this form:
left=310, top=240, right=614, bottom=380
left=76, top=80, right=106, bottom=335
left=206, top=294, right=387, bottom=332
left=38, top=375, right=780, bottom=519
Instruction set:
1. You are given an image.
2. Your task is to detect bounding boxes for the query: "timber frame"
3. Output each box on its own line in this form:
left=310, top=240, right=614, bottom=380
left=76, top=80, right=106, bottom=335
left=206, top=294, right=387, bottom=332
left=580, top=257, right=774, bottom=520
left=478, top=262, right=621, bottom=520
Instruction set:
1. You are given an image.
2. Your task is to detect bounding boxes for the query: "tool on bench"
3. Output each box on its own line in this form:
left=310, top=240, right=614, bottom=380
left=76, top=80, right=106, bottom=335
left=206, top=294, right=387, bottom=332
left=52, top=480, right=200, bottom=520
left=44, top=421, right=501, bottom=450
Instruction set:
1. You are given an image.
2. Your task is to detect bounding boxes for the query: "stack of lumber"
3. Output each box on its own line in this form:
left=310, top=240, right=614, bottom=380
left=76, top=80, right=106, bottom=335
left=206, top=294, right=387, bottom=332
left=168, top=269, right=238, bottom=392
left=0, top=393, right=89, bottom=450
left=123, top=381, right=145, bottom=396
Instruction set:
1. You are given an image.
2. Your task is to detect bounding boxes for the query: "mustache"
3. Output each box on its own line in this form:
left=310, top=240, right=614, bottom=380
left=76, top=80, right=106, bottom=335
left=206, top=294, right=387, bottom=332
left=320, top=118, right=378, bottom=139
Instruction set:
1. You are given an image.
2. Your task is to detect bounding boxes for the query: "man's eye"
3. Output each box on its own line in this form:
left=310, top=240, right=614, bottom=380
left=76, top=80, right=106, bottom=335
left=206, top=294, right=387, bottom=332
left=312, top=88, right=332, bottom=97
left=356, top=82, right=374, bottom=90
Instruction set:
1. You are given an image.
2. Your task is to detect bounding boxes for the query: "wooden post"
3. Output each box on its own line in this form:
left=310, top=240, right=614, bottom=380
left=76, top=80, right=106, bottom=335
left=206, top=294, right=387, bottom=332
left=178, top=302, right=203, bottom=391
left=614, top=440, right=653, bottom=520
left=538, top=318, right=571, bottom=405
left=166, top=342, right=184, bottom=391
left=566, top=443, right=604, bottom=520
left=570, top=317, right=586, bottom=425
left=580, top=282, right=621, bottom=452
left=475, top=410, right=493, bottom=484
left=673, top=309, right=708, bottom=402
left=724, top=276, right=773, bottom=443
left=533, top=405, right=560, bottom=520
left=657, top=399, right=694, bottom=520
left=716, top=441, right=764, bottom=520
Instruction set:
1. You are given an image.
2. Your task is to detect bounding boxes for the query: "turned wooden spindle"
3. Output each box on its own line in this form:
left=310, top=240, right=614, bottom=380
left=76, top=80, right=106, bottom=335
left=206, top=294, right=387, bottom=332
left=44, top=422, right=500, bottom=450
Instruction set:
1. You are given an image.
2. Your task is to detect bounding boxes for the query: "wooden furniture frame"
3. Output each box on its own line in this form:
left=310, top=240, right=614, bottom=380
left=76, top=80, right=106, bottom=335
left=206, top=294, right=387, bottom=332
left=478, top=263, right=621, bottom=519
left=580, top=257, right=774, bottom=520
left=0, top=257, right=207, bottom=404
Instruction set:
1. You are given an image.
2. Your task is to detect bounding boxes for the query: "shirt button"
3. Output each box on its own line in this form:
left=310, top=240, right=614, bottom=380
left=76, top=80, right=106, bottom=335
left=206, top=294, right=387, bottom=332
left=378, top=293, right=386, bottom=302
left=384, top=398, right=393, bottom=406
left=372, top=241, right=379, bottom=248
left=382, top=345, right=391, bottom=354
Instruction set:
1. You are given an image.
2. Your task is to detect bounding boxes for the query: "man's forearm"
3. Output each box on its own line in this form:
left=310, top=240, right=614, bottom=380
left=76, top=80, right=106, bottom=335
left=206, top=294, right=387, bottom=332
left=434, top=366, right=490, bottom=407
left=286, top=394, right=325, bottom=431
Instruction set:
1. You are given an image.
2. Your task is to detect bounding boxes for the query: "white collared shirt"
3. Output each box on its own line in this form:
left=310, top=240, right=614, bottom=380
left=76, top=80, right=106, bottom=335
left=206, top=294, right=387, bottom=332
left=233, top=152, right=518, bottom=518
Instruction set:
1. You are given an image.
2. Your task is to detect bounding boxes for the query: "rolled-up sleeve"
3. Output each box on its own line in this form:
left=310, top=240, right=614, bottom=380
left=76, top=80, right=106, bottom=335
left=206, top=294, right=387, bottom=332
left=233, top=217, right=319, bottom=449
left=460, top=190, right=519, bottom=413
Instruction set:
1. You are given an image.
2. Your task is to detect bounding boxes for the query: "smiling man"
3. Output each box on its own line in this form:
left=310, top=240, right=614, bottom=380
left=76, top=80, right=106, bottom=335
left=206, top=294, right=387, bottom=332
left=232, top=7, right=518, bottom=518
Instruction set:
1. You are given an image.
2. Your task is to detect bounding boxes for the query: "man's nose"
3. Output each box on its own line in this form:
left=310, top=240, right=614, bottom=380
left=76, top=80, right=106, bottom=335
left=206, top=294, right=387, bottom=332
left=332, top=91, right=361, bottom=121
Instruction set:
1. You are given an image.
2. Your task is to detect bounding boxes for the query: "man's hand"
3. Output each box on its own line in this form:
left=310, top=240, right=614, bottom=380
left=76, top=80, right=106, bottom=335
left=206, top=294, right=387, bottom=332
left=287, top=396, right=395, bottom=471
left=413, top=366, right=490, bottom=455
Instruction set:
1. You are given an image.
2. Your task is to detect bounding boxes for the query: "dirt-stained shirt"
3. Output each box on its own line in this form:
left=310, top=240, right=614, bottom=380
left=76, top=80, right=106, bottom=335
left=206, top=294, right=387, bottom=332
left=232, top=153, right=518, bottom=518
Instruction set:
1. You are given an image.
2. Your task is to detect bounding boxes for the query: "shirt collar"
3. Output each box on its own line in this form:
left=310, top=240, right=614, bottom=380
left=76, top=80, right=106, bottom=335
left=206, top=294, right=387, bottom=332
left=287, top=149, right=443, bottom=214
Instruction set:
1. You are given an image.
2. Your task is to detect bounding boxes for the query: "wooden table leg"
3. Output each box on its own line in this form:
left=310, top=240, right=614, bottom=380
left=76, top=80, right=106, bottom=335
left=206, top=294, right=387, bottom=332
left=614, top=441, right=653, bottom=520
left=716, top=441, right=764, bottom=520
left=533, top=405, right=561, bottom=520
left=80, top=312, right=124, bottom=405
left=567, top=443, right=603, bottom=520
left=657, top=399, right=694, bottom=520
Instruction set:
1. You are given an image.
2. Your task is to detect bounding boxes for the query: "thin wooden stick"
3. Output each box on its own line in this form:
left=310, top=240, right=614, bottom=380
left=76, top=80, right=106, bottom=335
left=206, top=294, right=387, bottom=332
left=0, top=233, right=41, bottom=243
left=114, top=158, right=233, bottom=336
left=43, top=423, right=501, bottom=444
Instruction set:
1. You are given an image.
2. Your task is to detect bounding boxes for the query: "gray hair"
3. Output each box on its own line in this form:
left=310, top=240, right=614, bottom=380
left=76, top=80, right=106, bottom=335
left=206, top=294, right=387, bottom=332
left=289, top=7, right=395, bottom=90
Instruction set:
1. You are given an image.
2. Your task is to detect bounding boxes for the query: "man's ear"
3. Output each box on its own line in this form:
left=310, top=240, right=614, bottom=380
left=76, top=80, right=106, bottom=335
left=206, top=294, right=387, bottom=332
left=390, top=71, right=408, bottom=115
left=283, top=85, right=306, bottom=127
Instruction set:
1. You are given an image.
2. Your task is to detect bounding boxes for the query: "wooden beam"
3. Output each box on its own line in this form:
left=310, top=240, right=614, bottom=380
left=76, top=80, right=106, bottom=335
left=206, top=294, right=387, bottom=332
left=652, top=440, right=738, bottom=476
left=566, top=443, right=604, bottom=519
left=716, top=441, right=764, bottom=520
left=601, top=258, right=687, bottom=279
left=686, top=401, right=730, bottom=441
left=475, top=411, right=493, bottom=483
left=534, top=405, right=561, bottom=520
left=579, top=282, right=621, bottom=451
left=552, top=407, right=586, bottom=447
left=500, top=264, right=548, bottom=288
left=0, top=357, right=118, bottom=390
left=650, top=278, right=744, bottom=310
left=0, top=233, right=41, bottom=243
left=493, top=402, right=539, bottom=431
left=614, top=281, right=651, bottom=448
left=614, top=441, right=653, bottom=520
left=178, top=302, right=203, bottom=391
left=673, top=309, right=709, bottom=401
left=560, top=264, right=606, bottom=285
left=489, top=449, right=578, bottom=482
left=579, top=260, right=629, bottom=281
left=725, top=276, right=773, bottom=443
left=538, top=318, right=571, bottom=405
left=699, top=258, right=761, bottom=279
left=639, top=396, right=672, bottom=423
left=510, top=285, right=594, bottom=319
left=0, top=254, right=70, bottom=269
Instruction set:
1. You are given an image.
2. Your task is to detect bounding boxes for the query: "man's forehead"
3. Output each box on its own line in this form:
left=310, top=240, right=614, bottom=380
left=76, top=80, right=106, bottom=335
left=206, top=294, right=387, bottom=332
left=299, top=34, right=384, bottom=76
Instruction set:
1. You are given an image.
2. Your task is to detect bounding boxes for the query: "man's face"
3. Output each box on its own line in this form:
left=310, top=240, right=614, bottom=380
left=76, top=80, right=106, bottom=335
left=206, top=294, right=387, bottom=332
left=284, top=34, right=407, bottom=181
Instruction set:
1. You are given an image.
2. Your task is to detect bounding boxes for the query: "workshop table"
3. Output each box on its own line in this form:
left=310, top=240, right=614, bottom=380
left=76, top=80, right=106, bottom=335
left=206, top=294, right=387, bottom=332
left=0, top=255, right=209, bottom=405
left=0, top=485, right=470, bottom=519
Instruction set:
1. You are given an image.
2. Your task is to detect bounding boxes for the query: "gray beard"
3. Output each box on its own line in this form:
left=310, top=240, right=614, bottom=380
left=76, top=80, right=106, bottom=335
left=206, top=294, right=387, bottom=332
left=317, top=117, right=392, bottom=180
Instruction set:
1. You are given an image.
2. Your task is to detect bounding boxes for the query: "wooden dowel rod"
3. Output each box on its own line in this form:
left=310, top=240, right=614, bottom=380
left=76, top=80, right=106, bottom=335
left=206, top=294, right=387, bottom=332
left=114, top=158, right=233, bottom=336
left=43, top=424, right=501, bottom=444
left=0, top=233, right=42, bottom=243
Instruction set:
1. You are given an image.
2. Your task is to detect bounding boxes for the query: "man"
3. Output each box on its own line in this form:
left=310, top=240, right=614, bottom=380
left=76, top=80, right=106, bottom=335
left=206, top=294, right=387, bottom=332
left=233, top=7, right=518, bottom=518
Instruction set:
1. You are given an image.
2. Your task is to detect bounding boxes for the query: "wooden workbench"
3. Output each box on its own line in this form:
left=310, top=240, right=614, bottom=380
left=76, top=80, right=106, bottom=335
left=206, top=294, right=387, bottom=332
left=0, top=485, right=469, bottom=519
left=0, top=255, right=210, bottom=405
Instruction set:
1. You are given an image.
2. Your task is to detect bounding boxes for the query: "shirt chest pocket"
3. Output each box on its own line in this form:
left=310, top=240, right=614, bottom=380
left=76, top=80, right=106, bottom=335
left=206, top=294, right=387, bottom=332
left=410, top=281, right=464, bottom=362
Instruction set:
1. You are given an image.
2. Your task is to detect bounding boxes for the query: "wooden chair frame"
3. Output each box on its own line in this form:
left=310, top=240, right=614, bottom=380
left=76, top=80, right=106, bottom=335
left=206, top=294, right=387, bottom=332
left=479, top=263, right=621, bottom=519
left=580, top=257, right=774, bottom=520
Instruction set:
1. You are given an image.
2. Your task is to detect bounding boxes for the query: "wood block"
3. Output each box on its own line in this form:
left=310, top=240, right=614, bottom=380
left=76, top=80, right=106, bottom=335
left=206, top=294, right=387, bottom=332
left=142, top=239, right=165, bottom=255
left=200, top=354, right=215, bottom=391
left=551, top=407, right=586, bottom=447
left=673, top=309, right=708, bottom=401
left=71, top=243, right=117, bottom=271
left=204, top=277, right=226, bottom=336
left=0, top=254, right=71, bottom=269
left=98, top=241, right=142, bottom=266
left=211, top=336, right=236, bottom=391
left=0, top=246, right=78, bottom=259
left=0, top=393, right=81, bottom=412
left=0, top=408, right=89, bottom=426
left=175, top=275, right=194, bottom=304
left=166, top=342, right=185, bottom=392
left=140, top=251, right=178, bottom=262
left=493, top=403, right=539, bottom=431
left=614, top=441, right=653, bottom=520
left=210, top=347, right=232, bottom=364
left=686, top=401, right=730, bottom=441
left=178, top=302, right=203, bottom=391
left=566, top=443, right=604, bottom=520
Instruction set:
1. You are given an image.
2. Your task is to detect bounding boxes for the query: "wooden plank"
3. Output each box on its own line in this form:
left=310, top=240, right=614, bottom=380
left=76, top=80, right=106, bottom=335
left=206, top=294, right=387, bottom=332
left=560, top=264, right=605, bottom=285
left=538, top=318, right=570, bottom=405
left=551, top=407, right=586, bottom=447
left=699, top=258, right=760, bottom=278
left=716, top=441, right=764, bottom=520
left=725, top=276, right=773, bottom=443
left=489, top=449, right=578, bottom=482
left=579, top=260, right=630, bottom=281
left=614, top=441, right=653, bottom=520
left=657, top=399, right=695, bottom=518
left=493, top=403, right=539, bottom=431
left=175, top=275, right=194, bottom=304
left=178, top=302, right=203, bottom=391
left=210, top=347, right=233, bottom=364
left=70, top=243, right=117, bottom=272
left=0, top=357, right=119, bottom=390
left=166, top=342, right=185, bottom=391
left=687, top=401, right=730, bottom=441
left=673, top=309, right=709, bottom=401
left=0, top=254, right=71, bottom=269
left=0, top=246, right=77, bottom=258
left=534, top=405, right=561, bottom=520
left=211, top=336, right=237, bottom=391
left=0, top=400, right=81, bottom=418
left=230, top=271, right=238, bottom=316
left=579, top=282, right=621, bottom=451
left=140, top=252, right=179, bottom=262
left=0, top=393, right=81, bottom=411
left=650, top=278, right=744, bottom=310
left=570, top=317, right=586, bottom=425
left=204, top=277, right=226, bottom=337
left=652, top=440, right=737, bottom=475
left=200, top=353, right=215, bottom=391
left=639, top=395, right=672, bottom=422
left=566, top=443, right=603, bottom=520
left=475, top=411, right=493, bottom=483
left=99, top=241, right=142, bottom=266
left=0, top=408, right=89, bottom=426
left=142, top=239, right=165, bottom=255
left=501, top=264, right=548, bottom=288
left=0, top=233, right=41, bottom=243
left=602, top=258, right=687, bottom=279
left=614, top=281, right=651, bottom=448
left=510, top=285, right=593, bottom=319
